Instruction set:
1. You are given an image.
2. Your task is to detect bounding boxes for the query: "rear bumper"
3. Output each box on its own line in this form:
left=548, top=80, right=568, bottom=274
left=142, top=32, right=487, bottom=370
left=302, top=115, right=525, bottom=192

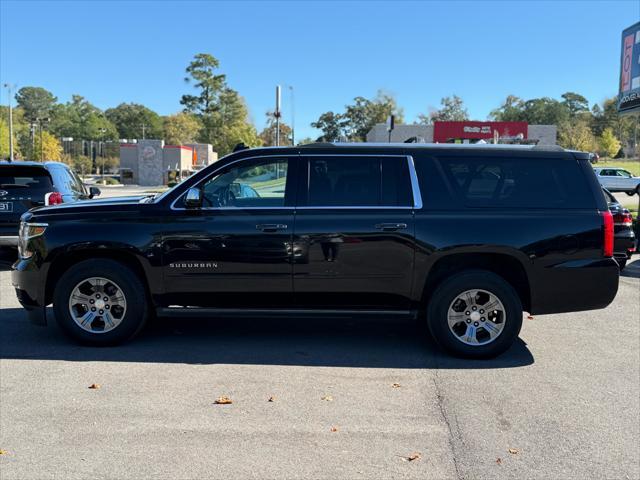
left=530, top=258, right=619, bottom=315
left=614, top=230, right=637, bottom=258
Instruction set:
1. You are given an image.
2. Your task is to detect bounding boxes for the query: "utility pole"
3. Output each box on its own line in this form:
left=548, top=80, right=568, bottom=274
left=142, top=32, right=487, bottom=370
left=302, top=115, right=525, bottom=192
left=30, top=122, right=37, bottom=160
left=275, top=85, right=281, bottom=147
left=99, top=128, right=107, bottom=183
left=288, top=85, right=295, bottom=145
left=3, top=83, right=15, bottom=161
left=141, top=123, right=147, bottom=140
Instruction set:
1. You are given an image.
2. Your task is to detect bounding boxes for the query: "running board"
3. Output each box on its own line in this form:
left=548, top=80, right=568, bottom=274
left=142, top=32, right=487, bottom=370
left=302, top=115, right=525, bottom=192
left=156, top=307, right=416, bottom=320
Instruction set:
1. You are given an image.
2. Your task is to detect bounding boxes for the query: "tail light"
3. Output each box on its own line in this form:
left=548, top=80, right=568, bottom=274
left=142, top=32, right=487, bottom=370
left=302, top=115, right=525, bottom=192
left=601, top=211, right=614, bottom=258
left=45, top=192, right=63, bottom=206
left=613, top=210, right=633, bottom=227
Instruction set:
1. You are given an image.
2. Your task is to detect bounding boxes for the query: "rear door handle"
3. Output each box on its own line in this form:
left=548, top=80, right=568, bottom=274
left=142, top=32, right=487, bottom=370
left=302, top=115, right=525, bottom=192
left=256, top=223, right=288, bottom=232
left=375, top=223, right=408, bottom=231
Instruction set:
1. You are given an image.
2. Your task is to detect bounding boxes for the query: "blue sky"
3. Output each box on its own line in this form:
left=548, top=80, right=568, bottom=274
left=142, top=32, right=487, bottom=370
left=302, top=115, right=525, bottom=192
left=1, top=0, right=637, bottom=140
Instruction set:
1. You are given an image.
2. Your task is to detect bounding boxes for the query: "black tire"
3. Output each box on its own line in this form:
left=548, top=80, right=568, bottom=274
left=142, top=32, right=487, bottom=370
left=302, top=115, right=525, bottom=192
left=53, top=259, right=148, bottom=346
left=625, top=190, right=636, bottom=196
left=426, top=270, right=523, bottom=359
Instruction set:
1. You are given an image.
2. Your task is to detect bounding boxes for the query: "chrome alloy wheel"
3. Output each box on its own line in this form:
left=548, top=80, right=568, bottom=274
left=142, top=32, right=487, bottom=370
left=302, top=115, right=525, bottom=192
left=68, top=277, right=127, bottom=333
left=447, top=289, right=506, bottom=346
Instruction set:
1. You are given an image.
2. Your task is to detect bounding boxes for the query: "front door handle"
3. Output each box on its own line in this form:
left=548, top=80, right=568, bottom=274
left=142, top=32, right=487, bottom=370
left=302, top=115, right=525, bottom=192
left=256, top=223, right=288, bottom=232
left=375, top=223, right=408, bottom=231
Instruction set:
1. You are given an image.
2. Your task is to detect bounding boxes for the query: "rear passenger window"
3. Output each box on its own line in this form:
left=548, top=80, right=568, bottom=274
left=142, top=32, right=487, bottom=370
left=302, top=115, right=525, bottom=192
left=417, top=156, right=595, bottom=209
left=305, top=156, right=412, bottom=207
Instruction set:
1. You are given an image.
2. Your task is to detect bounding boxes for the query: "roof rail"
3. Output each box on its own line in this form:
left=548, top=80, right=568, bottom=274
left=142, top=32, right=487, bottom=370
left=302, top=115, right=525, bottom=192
left=531, top=144, right=565, bottom=152
left=299, top=142, right=337, bottom=148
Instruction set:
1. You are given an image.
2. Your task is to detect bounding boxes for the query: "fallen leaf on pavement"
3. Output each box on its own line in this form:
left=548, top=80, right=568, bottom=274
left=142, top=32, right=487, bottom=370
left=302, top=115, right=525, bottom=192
left=214, top=395, right=233, bottom=405
left=392, top=383, right=401, bottom=388
left=321, top=395, right=333, bottom=402
left=496, top=457, right=502, bottom=465
left=330, top=426, right=338, bottom=432
left=508, top=448, right=519, bottom=455
left=399, top=452, right=422, bottom=462
left=88, top=383, right=101, bottom=389
left=0, top=449, right=7, bottom=455
left=267, top=396, right=275, bottom=402
left=527, top=315, right=534, bottom=320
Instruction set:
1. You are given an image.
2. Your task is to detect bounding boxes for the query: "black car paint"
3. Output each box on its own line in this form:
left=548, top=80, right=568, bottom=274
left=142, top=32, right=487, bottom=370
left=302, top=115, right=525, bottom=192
left=11, top=145, right=619, bottom=326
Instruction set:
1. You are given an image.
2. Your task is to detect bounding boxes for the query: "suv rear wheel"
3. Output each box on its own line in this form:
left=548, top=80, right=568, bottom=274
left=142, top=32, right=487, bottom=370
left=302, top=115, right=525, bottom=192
left=53, top=259, right=148, bottom=345
left=427, top=270, right=523, bottom=359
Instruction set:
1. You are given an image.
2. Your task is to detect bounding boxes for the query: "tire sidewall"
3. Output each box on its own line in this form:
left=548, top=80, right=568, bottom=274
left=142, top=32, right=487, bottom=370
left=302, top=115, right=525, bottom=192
left=427, top=270, right=523, bottom=359
left=53, top=259, right=147, bottom=345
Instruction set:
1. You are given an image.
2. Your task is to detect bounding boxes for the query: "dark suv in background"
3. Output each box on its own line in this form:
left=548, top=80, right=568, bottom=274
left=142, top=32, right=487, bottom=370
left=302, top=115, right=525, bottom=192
left=11, top=144, right=619, bottom=358
left=0, top=161, right=100, bottom=248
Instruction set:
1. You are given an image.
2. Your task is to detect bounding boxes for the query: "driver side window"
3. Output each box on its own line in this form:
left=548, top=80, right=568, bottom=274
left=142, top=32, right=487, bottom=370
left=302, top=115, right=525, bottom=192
left=200, top=157, right=289, bottom=208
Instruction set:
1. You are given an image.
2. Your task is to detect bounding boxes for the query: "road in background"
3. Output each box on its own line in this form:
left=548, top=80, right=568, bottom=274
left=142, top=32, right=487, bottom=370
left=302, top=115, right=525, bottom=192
left=0, top=259, right=638, bottom=479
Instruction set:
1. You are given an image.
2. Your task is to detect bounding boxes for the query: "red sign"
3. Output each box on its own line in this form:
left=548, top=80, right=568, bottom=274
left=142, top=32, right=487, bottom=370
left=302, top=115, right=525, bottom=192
left=433, top=121, right=528, bottom=143
left=621, top=33, right=634, bottom=92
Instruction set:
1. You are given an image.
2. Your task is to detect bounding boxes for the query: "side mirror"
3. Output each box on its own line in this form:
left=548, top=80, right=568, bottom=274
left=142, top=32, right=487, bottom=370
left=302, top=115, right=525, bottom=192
left=184, top=187, right=203, bottom=208
left=89, top=186, right=101, bottom=198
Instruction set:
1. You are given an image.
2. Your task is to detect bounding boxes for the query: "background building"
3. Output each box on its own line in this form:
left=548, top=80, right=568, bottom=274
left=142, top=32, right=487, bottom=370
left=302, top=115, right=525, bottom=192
left=119, top=140, right=218, bottom=186
left=367, top=121, right=557, bottom=145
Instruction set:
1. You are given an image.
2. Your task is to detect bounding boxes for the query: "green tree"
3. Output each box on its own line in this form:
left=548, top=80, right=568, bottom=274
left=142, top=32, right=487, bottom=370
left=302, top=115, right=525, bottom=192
left=489, top=95, right=525, bottom=121
left=342, top=91, right=404, bottom=141
left=33, top=130, right=63, bottom=161
left=420, top=95, right=469, bottom=124
left=599, top=128, right=621, bottom=158
left=0, top=117, right=20, bottom=159
left=561, top=92, right=589, bottom=117
left=518, top=98, right=569, bottom=125
left=558, top=118, right=596, bottom=152
left=259, top=111, right=292, bottom=146
left=15, top=86, right=57, bottom=122
left=105, top=103, right=162, bottom=139
left=0, top=106, right=27, bottom=159
left=180, top=53, right=226, bottom=115
left=50, top=95, right=118, bottom=140
left=163, top=112, right=202, bottom=145
left=490, top=95, right=570, bottom=126
left=180, top=53, right=260, bottom=155
left=311, top=111, right=345, bottom=142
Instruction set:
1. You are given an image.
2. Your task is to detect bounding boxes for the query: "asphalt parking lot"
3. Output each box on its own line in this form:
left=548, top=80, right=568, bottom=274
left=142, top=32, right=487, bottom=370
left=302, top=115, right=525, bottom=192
left=0, top=250, right=638, bottom=480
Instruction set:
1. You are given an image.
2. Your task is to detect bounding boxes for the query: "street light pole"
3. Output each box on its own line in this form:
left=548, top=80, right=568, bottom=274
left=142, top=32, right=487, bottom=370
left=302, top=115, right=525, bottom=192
left=99, top=128, right=107, bottom=183
left=289, top=85, right=295, bottom=145
left=275, top=85, right=281, bottom=147
left=3, top=83, right=15, bottom=162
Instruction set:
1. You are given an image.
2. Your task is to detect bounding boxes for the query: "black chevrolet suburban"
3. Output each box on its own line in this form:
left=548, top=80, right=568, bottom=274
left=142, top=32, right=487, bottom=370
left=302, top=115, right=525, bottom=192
left=11, top=144, right=619, bottom=358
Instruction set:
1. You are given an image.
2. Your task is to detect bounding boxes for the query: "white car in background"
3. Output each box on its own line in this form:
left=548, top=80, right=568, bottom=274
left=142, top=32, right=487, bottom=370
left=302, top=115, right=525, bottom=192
left=593, top=167, right=640, bottom=196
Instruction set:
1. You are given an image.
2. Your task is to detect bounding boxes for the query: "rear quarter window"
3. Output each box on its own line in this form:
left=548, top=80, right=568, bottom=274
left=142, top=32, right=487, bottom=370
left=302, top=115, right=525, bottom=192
left=416, top=155, right=596, bottom=209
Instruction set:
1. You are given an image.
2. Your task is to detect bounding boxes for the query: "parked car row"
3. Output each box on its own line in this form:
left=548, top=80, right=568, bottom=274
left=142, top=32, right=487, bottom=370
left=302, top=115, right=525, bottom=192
left=10, top=144, right=621, bottom=359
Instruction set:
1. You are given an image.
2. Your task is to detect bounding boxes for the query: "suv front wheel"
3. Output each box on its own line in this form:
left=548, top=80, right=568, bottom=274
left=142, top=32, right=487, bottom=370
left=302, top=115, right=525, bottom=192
left=427, top=270, right=523, bottom=359
left=53, top=259, right=148, bottom=345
